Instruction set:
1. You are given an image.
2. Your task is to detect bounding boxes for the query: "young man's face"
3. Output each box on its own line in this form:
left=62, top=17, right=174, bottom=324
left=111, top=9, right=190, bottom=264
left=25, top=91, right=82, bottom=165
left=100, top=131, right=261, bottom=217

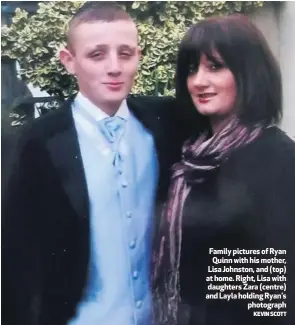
left=61, top=20, right=140, bottom=112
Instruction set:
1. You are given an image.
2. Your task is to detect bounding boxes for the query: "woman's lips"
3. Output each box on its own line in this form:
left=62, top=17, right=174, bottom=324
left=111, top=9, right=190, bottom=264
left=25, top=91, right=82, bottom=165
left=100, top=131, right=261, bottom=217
left=197, top=93, right=216, bottom=103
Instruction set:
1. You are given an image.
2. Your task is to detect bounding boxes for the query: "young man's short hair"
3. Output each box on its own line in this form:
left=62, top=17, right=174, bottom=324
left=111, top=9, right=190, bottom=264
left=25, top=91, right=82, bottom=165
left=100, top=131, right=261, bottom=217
left=67, top=1, right=133, bottom=51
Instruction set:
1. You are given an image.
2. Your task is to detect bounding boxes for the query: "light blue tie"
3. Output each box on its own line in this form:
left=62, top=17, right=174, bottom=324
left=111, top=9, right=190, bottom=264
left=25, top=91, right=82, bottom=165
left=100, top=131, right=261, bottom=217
left=98, top=116, right=126, bottom=171
left=99, top=116, right=126, bottom=144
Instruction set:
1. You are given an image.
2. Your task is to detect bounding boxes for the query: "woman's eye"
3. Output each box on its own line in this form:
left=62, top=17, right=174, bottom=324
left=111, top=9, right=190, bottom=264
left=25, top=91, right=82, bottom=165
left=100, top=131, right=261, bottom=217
left=209, top=62, right=223, bottom=71
left=188, top=64, right=197, bottom=74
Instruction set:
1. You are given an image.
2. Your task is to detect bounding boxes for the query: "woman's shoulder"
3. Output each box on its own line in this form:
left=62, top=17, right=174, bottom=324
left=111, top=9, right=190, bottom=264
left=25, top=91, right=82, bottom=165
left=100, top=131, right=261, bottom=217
left=222, top=126, right=295, bottom=185
left=259, top=126, right=295, bottom=151
left=230, top=126, right=295, bottom=164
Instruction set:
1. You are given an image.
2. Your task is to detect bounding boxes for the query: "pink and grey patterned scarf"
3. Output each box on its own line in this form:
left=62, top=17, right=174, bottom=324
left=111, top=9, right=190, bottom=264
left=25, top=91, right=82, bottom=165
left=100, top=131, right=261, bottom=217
left=152, top=117, right=263, bottom=325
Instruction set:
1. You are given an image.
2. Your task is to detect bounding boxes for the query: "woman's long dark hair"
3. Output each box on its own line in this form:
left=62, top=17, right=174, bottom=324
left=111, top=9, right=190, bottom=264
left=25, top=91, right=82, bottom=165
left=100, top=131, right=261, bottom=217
left=175, top=14, right=282, bottom=134
left=153, top=14, right=283, bottom=325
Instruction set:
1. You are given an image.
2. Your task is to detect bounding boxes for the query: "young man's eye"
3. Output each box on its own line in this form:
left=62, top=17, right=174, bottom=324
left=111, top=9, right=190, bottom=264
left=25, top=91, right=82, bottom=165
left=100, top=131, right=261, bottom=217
left=90, top=52, right=104, bottom=59
left=120, top=52, right=132, bottom=58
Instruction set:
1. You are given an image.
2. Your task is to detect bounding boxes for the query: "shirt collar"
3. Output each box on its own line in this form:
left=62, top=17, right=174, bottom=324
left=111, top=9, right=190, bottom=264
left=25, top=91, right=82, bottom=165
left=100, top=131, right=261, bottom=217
left=75, top=91, right=129, bottom=122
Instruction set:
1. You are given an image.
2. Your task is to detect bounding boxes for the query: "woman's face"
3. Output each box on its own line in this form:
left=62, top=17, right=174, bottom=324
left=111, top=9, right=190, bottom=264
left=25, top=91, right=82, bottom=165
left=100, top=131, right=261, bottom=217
left=187, top=53, right=237, bottom=118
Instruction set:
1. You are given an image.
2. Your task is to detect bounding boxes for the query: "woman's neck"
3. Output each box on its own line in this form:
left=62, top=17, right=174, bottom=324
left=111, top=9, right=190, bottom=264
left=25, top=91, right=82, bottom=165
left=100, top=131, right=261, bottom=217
left=210, top=114, right=236, bottom=135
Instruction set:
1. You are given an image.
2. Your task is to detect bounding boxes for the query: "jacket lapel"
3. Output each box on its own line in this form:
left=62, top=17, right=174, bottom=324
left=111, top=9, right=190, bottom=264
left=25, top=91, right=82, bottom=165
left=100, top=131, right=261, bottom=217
left=46, top=98, right=89, bottom=221
left=127, top=95, right=163, bottom=138
left=45, top=95, right=180, bottom=227
left=127, top=95, right=182, bottom=201
left=45, top=95, right=165, bottom=223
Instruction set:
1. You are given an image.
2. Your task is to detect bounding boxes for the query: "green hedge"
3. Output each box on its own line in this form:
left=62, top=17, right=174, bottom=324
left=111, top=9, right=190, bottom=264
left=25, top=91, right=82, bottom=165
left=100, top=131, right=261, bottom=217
left=1, top=1, right=264, bottom=97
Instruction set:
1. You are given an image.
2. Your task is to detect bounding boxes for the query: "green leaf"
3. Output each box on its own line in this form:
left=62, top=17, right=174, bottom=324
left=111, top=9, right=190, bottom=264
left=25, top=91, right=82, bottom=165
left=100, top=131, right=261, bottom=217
left=1, top=0, right=265, bottom=98
left=132, top=2, right=140, bottom=10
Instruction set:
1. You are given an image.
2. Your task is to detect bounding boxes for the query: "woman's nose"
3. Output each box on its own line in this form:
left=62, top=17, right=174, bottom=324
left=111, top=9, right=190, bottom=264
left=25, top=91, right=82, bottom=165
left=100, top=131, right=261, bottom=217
left=190, top=67, right=209, bottom=88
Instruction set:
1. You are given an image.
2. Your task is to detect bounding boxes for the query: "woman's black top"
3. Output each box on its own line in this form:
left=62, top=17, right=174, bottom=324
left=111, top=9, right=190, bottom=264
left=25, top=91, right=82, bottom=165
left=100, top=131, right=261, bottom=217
left=178, top=127, right=295, bottom=325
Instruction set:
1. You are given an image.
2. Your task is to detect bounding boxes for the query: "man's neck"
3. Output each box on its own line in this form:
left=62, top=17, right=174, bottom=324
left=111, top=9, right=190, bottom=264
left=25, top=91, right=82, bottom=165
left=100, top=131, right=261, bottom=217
left=79, top=91, right=123, bottom=116
left=100, top=102, right=121, bottom=116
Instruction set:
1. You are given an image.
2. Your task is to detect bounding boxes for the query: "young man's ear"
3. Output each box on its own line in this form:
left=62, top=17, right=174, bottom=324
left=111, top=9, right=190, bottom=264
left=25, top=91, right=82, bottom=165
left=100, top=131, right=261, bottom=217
left=59, top=47, right=76, bottom=75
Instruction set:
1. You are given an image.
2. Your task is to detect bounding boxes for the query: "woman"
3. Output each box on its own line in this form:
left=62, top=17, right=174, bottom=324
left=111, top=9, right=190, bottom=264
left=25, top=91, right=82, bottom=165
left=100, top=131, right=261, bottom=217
left=152, top=15, right=295, bottom=325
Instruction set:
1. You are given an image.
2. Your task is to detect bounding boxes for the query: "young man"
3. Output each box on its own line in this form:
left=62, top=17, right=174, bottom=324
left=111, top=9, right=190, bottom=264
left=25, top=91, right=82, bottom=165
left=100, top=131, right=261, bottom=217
left=2, top=3, right=186, bottom=325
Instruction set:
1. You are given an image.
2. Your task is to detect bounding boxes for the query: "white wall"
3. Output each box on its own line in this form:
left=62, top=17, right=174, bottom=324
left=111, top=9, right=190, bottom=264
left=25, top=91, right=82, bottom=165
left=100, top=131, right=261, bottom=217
left=251, top=3, right=280, bottom=60
left=250, top=2, right=295, bottom=139
left=278, top=2, right=295, bottom=139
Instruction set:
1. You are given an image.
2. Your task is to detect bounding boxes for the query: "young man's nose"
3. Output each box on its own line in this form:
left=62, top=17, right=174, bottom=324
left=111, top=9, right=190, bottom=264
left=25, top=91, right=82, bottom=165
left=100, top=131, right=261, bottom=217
left=106, top=54, right=121, bottom=75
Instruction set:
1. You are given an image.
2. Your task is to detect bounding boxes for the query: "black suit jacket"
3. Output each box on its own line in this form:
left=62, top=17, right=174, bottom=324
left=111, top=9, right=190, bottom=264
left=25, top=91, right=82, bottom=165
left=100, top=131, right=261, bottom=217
left=2, top=95, right=187, bottom=325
